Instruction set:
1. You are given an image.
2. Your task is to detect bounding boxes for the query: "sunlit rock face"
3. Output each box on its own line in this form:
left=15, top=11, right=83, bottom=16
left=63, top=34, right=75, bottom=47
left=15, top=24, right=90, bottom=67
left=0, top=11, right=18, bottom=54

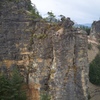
left=0, top=1, right=88, bottom=100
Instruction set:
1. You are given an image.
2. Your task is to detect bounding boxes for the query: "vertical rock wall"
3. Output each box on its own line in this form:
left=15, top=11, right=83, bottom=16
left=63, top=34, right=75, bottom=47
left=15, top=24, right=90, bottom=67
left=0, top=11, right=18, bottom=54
left=0, top=1, right=89, bottom=100
left=30, top=28, right=89, bottom=100
left=0, top=0, right=33, bottom=68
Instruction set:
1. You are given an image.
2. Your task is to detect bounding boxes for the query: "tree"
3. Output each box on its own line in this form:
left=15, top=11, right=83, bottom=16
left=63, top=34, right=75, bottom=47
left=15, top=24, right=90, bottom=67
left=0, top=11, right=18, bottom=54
left=47, top=11, right=56, bottom=22
left=0, top=68, right=27, bottom=100
left=89, top=53, right=100, bottom=85
left=59, top=15, right=66, bottom=21
left=28, top=1, right=41, bottom=18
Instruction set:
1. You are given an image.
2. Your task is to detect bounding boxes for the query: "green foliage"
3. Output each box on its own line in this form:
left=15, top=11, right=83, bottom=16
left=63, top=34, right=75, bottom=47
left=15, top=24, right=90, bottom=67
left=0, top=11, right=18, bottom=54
left=59, top=14, right=65, bottom=18
left=0, top=68, right=27, bottom=100
left=88, top=43, right=92, bottom=50
left=44, top=11, right=56, bottom=22
left=89, top=53, right=100, bottom=85
left=80, top=25, right=90, bottom=35
left=59, top=15, right=66, bottom=21
left=47, top=11, right=55, bottom=17
left=28, top=1, right=41, bottom=18
left=40, top=92, right=51, bottom=100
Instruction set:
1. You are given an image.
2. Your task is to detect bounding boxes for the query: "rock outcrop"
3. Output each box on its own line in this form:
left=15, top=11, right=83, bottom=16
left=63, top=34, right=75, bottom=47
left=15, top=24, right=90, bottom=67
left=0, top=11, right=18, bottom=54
left=31, top=24, right=89, bottom=100
left=90, top=20, right=100, bottom=41
left=0, top=0, right=89, bottom=100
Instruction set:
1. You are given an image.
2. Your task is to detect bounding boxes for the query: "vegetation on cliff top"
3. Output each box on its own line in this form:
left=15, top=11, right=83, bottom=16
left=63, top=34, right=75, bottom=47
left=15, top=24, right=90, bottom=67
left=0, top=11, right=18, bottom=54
left=28, top=1, right=42, bottom=18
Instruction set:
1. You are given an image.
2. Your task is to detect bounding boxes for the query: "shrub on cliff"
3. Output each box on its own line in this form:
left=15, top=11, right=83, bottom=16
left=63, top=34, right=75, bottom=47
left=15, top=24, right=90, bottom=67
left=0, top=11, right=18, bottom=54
left=28, top=1, right=41, bottom=18
left=89, top=53, right=100, bottom=85
left=0, top=68, right=27, bottom=100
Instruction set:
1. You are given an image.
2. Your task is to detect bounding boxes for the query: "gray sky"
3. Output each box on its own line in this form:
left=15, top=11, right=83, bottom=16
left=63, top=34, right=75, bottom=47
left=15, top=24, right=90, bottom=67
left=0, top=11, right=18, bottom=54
left=31, top=0, right=100, bottom=24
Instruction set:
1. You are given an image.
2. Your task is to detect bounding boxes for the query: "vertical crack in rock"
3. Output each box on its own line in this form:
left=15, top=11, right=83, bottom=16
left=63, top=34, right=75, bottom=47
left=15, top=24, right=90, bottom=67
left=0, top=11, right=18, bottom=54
left=0, top=1, right=89, bottom=100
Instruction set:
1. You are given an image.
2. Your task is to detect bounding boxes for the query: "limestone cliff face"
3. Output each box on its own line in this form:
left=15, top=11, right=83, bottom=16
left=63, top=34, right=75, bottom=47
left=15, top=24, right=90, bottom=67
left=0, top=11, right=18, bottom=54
left=0, top=1, right=89, bottom=100
left=90, top=20, right=100, bottom=40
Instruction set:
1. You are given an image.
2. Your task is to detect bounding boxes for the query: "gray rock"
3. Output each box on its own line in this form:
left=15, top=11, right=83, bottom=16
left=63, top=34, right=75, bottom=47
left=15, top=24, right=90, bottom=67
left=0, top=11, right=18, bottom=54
left=0, top=1, right=89, bottom=100
left=90, top=20, right=100, bottom=40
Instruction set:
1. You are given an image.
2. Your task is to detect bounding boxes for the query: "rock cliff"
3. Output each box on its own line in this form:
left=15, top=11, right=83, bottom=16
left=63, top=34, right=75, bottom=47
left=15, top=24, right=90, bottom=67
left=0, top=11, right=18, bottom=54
left=88, top=20, right=100, bottom=100
left=0, top=0, right=89, bottom=100
left=90, top=20, right=100, bottom=41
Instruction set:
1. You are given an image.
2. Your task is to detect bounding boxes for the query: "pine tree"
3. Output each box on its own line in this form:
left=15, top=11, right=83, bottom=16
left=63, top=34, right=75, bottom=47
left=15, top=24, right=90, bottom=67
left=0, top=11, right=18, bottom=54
left=89, top=53, right=100, bottom=85
left=0, top=68, right=27, bottom=100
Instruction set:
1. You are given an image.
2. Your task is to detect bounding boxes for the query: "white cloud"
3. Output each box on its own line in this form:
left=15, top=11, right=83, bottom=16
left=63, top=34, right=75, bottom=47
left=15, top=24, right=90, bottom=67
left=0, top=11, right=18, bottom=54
left=31, top=0, right=100, bottom=24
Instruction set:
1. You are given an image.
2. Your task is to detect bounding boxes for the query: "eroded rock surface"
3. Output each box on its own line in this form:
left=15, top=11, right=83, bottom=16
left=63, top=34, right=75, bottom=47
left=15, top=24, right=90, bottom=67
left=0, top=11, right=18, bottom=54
left=90, top=20, right=100, bottom=40
left=0, top=0, right=89, bottom=100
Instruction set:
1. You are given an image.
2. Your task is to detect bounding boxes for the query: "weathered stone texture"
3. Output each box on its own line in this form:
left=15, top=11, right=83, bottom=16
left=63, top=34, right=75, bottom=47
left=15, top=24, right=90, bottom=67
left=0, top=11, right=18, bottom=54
left=0, top=1, right=89, bottom=100
left=90, top=20, right=100, bottom=40
left=29, top=27, right=88, bottom=100
left=0, top=0, right=33, bottom=63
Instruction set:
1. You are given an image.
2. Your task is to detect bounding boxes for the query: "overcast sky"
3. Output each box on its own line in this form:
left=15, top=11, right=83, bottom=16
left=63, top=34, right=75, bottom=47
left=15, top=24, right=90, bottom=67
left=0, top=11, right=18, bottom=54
left=31, top=0, right=100, bottom=24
